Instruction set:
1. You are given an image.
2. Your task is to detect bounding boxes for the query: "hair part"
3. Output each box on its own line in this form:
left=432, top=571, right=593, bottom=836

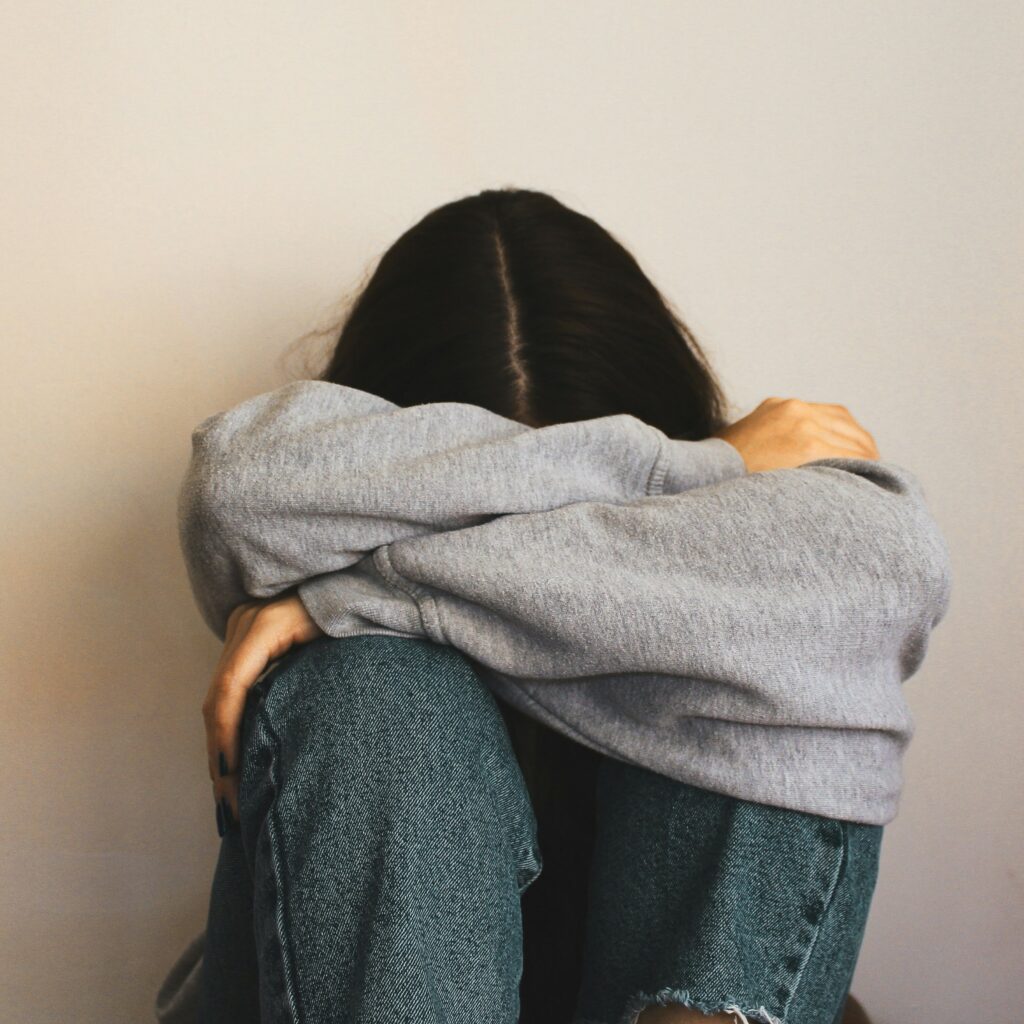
left=306, top=186, right=735, bottom=1017
left=316, top=186, right=731, bottom=440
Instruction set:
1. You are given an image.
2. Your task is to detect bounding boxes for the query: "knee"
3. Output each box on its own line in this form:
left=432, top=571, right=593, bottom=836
left=256, top=634, right=501, bottom=771
left=249, top=634, right=538, bottom=881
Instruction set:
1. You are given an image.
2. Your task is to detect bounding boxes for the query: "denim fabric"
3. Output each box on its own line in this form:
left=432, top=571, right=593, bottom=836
left=571, top=759, right=882, bottom=1024
left=199, top=634, right=882, bottom=1024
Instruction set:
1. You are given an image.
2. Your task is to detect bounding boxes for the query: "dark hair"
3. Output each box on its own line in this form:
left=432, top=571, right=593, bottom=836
left=319, top=186, right=730, bottom=439
left=316, top=187, right=731, bottom=1017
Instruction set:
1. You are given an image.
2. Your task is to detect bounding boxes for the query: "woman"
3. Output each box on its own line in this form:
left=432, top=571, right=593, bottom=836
left=162, top=188, right=951, bottom=1024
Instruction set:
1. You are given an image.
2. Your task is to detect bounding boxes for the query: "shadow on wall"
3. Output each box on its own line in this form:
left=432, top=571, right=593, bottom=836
left=5, top=447, right=223, bottom=1019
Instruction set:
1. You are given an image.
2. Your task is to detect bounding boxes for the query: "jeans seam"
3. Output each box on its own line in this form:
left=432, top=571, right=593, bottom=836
left=255, top=703, right=306, bottom=1024
left=780, top=820, right=848, bottom=1019
left=474, top=705, right=543, bottom=894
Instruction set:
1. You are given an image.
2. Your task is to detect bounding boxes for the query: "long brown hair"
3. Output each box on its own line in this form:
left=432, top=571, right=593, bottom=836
left=319, top=187, right=729, bottom=437
left=317, top=186, right=731, bottom=1020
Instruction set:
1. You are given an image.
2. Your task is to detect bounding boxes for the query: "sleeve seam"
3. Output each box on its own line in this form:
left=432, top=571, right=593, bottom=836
left=644, top=428, right=671, bottom=496
left=373, top=545, right=449, bottom=646
left=295, top=573, right=352, bottom=635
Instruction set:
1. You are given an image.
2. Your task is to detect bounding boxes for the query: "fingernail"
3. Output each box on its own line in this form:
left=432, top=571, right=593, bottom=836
left=215, top=800, right=225, bottom=837
left=218, top=751, right=229, bottom=777
left=220, top=795, right=235, bottom=830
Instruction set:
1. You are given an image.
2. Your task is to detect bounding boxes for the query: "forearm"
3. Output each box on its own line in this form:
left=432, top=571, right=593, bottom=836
left=297, top=455, right=952, bottom=730
left=177, top=379, right=745, bottom=639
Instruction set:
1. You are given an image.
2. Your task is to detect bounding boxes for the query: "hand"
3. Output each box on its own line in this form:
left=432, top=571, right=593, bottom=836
left=202, top=592, right=324, bottom=833
left=712, top=397, right=880, bottom=473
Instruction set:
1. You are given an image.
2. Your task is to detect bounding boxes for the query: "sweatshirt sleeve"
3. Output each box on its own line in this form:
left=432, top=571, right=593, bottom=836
left=177, top=379, right=747, bottom=640
left=296, top=455, right=953, bottom=730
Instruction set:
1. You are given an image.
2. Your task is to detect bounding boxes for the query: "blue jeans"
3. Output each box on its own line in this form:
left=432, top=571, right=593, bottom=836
left=199, top=635, right=882, bottom=1024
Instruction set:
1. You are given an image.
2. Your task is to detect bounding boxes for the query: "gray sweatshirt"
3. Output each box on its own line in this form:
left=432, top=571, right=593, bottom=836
left=156, top=379, right=952, bottom=1022
left=176, top=378, right=952, bottom=825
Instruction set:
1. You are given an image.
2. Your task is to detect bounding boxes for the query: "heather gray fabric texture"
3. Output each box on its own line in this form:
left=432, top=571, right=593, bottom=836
left=176, top=379, right=952, bottom=825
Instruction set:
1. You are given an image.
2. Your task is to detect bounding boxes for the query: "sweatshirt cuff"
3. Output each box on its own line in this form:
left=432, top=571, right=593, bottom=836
left=652, top=435, right=748, bottom=495
left=295, top=572, right=358, bottom=636
left=296, top=557, right=425, bottom=639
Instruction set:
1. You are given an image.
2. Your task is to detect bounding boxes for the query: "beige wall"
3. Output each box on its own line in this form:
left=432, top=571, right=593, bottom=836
left=2, top=2, right=1021, bottom=1020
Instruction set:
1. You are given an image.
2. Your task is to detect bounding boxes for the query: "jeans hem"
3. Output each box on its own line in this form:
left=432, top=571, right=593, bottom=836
left=575, top=986, right=786, bottom=1024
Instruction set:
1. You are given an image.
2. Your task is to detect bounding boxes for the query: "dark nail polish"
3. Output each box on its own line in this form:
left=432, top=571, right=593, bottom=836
left=218, top=751, right=229, bottom=777
left=220, top=795, right=235, bottom=830
left=215, top=800, right=225, bottom=837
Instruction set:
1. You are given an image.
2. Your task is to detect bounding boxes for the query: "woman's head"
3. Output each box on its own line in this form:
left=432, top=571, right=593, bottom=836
left=319, top=187, right=729, bottom=439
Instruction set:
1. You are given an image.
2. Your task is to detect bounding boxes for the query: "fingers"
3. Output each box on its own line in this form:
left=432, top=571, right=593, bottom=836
left=781, top=399, right=878, bottom=460
left=814, top=403, right=880, bottom=459
left=804, top=439, right=877, bottom=463
left=204, top=603, right=259, bottom=785
left=203, top=611, right=273, bottom=831
left=201, top=595, right=326, bottom=839
left=812, top=422, right=879, bottom=460
left=740, top=396, right=881, bottom=471
left=225, top=599, right=259, bottom=647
